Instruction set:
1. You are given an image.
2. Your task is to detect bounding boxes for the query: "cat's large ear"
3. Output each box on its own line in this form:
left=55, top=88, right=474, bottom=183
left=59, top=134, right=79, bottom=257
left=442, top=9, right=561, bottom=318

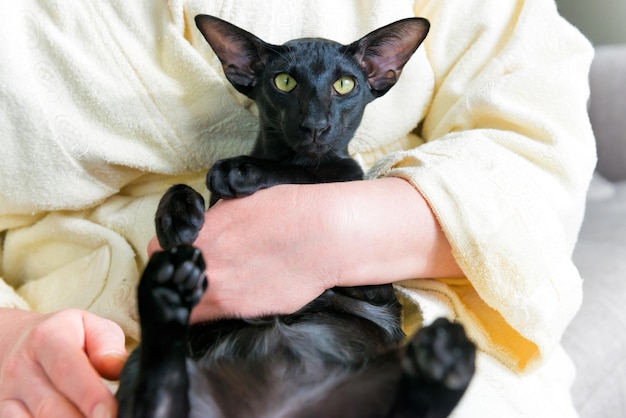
left=195, top=15, right=272, bottom=98
left=348, top=18, right=430, bottom=97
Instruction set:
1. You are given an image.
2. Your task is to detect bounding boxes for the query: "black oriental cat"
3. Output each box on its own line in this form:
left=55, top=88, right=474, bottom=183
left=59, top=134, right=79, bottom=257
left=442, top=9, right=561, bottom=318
left=116, top=15, right=476, bottom=418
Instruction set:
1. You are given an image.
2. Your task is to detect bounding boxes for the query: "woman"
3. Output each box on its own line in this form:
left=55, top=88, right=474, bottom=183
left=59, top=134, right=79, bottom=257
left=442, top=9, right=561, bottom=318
left=0, top=0, right=594, bottom=416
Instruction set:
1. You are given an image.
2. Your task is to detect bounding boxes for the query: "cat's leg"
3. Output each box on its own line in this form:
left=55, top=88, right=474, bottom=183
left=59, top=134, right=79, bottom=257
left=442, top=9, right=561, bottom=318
left=116, top=245, right=207, bottom=418
left=207, top=156, right=317, bottom=204
left=307, top=157, right=364, bottom=182
left=155, top=184, right=206, bottom=248
left=389, top=318, right=476, bottom=418
left=206, top=155, right=363, bottom=204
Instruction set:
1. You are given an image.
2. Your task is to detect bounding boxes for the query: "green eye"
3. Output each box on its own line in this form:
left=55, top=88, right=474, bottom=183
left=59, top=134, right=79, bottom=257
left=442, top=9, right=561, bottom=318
left=333, top=76, right=355, bottom=94
left=274, top=73, right=297, bottom=92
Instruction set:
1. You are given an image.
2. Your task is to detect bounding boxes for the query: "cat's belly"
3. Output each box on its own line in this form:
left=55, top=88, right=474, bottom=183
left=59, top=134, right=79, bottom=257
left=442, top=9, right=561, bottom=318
left=185, top=292, right=405, bottom=417
left=187, top=339, right=402, bottom=418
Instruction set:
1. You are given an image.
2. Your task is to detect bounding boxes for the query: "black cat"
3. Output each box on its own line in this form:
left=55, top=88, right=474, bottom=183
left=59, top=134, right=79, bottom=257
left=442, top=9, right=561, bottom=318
left=116, top=15, right=476, bottom=418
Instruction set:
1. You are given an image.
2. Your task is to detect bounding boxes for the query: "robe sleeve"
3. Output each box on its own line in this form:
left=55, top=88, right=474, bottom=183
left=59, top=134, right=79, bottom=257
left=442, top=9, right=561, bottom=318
left=371, top=0, right=595, bottom=371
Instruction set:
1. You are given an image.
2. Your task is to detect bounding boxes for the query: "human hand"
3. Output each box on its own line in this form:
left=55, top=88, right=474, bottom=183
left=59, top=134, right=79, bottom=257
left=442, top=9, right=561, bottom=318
left=0, top=308, right=127, bottom=418
left=148, top=182, right=343, bottom=322
left=188, top=183, right=339, bottom=322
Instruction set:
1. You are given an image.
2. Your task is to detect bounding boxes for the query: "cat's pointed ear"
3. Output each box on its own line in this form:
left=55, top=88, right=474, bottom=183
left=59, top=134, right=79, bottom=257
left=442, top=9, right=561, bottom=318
left=195, top=15, right=272, bottom=98
left=348, top=18, right=430, bottom=97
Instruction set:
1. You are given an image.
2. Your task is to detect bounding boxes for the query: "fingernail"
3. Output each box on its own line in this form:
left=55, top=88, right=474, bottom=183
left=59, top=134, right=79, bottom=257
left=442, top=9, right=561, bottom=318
left=93, top=403, right=112, bottom=418
left=103, top=351, right=128, bottom=361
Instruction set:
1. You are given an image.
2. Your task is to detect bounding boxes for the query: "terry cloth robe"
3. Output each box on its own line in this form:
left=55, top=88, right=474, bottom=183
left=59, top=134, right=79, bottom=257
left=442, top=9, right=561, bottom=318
left=0, top=0, right=595, bottom=416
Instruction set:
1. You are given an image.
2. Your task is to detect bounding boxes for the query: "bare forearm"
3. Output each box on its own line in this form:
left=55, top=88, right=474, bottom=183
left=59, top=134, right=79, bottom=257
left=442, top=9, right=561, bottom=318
left=319, top=177, right=463, bottom=287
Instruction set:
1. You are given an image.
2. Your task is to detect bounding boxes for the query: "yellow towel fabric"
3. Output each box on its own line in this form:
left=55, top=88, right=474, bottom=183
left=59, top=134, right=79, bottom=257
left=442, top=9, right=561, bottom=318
left=0, top=0, right=594, bottom=416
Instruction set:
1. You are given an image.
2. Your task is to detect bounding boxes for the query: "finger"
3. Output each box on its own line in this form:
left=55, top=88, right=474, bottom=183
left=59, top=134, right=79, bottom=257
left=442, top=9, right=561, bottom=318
left=33, top=311, right=118, bottom=418
left=81, top=312, right=128, bottom=380
left=93, top=353, right=127, bottom=382
left=0, top=399, right=32, bottom=418
left=11, top=357, right=83, bottom=418
left=147, top=235, right=161, bottom=255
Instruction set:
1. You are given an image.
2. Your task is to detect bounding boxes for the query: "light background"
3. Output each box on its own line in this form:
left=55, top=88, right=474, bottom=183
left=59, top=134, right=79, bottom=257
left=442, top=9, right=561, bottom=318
left=556, top=0, right=626, bottom=45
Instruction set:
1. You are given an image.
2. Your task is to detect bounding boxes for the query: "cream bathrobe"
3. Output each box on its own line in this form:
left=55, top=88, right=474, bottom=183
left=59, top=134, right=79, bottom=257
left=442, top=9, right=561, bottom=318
left=0, top=0, right=595, bottom=416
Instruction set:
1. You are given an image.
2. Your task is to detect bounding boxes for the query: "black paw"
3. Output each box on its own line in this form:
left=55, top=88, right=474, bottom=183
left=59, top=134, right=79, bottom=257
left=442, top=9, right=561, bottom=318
left=138, top=245, right=207, bottom=326
left=155, top=184, right=205, bottom=249
left=206, top=156, right=270, bottom=202
left=406, top=318, right=476, bottom=391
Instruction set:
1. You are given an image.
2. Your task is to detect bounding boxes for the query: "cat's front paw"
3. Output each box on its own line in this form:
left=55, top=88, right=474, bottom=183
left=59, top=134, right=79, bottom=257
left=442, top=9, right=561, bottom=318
left=138, top=245, right=207, bottom=326
left=155, top=184, right=205, bottom=249
left=406, top=318, right=476, bottom=391
left=207, top=156, right=270, bottom=202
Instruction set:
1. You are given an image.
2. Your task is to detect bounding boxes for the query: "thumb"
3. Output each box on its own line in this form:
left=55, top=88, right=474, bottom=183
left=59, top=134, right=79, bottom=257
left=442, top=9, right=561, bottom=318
left=82, top=312, right=128, bottom=380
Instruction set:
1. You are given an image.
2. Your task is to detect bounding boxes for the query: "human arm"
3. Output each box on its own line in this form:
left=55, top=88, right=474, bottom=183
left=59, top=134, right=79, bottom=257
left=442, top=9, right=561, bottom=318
left=383, top=0, right=595, bottom=370
left=0, top=308, right=127, bottom=418
left=149, top=177, right=462, bottom=322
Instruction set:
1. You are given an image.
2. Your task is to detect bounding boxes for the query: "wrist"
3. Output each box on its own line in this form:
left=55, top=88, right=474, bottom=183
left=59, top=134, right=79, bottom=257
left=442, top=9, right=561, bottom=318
left=323, top=177, right=462, bottom=287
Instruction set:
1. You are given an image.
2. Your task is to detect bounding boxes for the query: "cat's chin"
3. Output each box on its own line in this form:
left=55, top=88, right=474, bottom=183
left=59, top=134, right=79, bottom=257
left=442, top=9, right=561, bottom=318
left=292, top=143, right=335, bottom=161
left=290, top=134, right=338, bottom=158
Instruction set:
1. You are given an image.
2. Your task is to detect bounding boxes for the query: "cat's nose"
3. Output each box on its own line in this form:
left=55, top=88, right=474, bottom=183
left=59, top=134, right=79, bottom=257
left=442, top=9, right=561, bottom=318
left=299, top=117, right=330, bottom=142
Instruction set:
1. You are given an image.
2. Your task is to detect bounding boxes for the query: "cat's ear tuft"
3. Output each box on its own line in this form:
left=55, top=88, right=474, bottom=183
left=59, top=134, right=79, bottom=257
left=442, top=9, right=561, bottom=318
left=195, top=15, right=272, bottom=98
left=349, top=18, right=430, bottom=98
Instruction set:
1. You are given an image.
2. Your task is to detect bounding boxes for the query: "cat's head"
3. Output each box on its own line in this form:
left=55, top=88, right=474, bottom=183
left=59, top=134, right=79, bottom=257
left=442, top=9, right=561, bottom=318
left=195, top=15, right=429, bottom=160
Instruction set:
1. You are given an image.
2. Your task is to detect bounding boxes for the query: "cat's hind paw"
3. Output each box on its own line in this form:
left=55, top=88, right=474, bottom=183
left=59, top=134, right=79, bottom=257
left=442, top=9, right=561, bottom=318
left=406, top=318, right=476, bottom=391
left=138, top=245, right=207, bottom=326
left=155, top=184, right=206, bottom=249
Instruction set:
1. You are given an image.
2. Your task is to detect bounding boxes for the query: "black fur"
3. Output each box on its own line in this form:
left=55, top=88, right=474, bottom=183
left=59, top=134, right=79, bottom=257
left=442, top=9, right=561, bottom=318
left=118, top=16, right=475, bottom=418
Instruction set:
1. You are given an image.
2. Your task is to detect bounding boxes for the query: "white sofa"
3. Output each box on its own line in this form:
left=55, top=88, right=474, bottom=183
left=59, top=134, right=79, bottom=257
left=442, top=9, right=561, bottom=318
left=562, top=44, right=626, bottom=417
